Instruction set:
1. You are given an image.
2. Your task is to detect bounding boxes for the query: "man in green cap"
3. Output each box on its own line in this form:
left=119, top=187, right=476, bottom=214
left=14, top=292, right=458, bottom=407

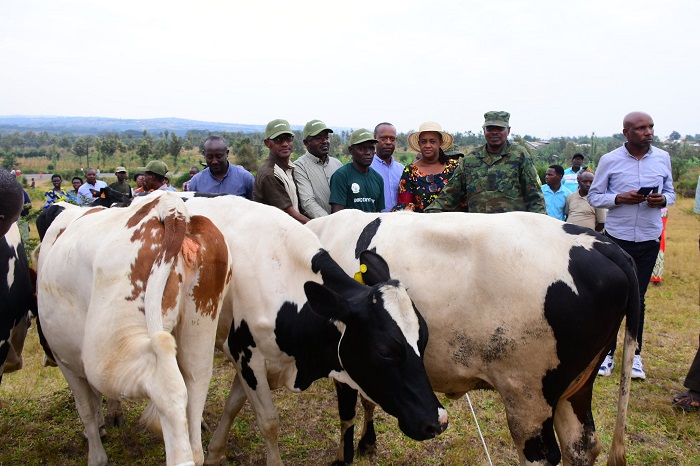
left=109, top=167, right=133, bottom=198
left=329, top=129, right=385, bottom=213
left=138, top=160, right=170, bottom=193
left=292, top=119, right=342, bottom=218
left=254, top=119, right=310, bottom=224
left=425, top=111, right=545, bottom=214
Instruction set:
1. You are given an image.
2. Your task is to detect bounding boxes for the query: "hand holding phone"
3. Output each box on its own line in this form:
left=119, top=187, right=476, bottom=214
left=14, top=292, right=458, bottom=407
left=637, top=186, right=658, bottom=196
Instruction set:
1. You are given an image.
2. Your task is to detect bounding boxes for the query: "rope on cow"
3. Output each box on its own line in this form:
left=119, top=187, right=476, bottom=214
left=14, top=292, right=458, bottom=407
left=465, top=393, right=493, bottom=466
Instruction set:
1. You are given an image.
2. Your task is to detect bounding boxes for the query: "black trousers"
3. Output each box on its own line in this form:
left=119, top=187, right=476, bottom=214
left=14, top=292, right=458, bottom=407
left=684, top=336, right=700, bottom=392
left=606, top=233, right=660, bottom=355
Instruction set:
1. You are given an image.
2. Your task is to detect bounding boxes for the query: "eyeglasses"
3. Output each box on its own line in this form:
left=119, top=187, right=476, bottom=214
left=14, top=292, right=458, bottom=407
left=272, top=135, right=294, bottom=144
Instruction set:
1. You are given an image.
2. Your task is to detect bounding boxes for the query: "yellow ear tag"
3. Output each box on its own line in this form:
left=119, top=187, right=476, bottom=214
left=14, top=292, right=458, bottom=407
left=353, top=263, right=368, bottom=284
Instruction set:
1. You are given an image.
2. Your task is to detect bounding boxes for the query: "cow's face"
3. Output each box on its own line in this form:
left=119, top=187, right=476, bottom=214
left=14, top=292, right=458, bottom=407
left=305, top=279, right=447, bottom=441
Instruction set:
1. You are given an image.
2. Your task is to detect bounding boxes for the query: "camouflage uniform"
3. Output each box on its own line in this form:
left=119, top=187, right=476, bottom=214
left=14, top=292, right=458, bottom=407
left=425, top=141, right=546, bottom=214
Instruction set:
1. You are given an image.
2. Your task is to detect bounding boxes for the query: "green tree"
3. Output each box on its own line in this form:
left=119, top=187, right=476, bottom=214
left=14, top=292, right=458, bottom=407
left=168, top=133, right=183, bottom=169
left=233, top=137, right=258, bottom=172
left=73, top=137, right=90, bottom=167
left=137, top=140, right=153, bottom=165
left=1, top=153, right=17, bottom=170
left=96, top=134, right=119, bottom=167
left=669, top=131, right=681, bottom=141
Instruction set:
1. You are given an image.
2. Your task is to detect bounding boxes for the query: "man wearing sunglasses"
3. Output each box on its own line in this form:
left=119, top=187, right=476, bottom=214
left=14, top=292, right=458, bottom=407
left=254, top=119, right=310, bottom=224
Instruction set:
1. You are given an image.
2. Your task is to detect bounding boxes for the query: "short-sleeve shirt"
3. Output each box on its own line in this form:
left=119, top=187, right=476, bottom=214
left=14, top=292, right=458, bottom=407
left=78, top=180, right=108, bottom=199
left=188, top=163, right=254, bottom=199
left=253, top=157, right=297, bottom=210
left=329, top=164, right=385, bottom=212
left=542, top=184, right=572, bottom=220
left=108, top=181, right=133, bottom=197
left=565, top=191, right=607, bottom=230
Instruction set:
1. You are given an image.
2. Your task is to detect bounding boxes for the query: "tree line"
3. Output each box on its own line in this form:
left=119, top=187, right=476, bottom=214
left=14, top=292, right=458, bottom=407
left=1, top=128, right=698, bottom=188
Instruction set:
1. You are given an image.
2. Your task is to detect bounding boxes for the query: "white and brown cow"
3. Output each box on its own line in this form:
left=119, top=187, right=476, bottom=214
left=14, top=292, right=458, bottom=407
left=168, top=195, right=448, bottom=466
left=0, top=223, right=35, bottom=383
left=37, top=192, right=232, bottom=466
left=308, top=210, right=639, bottom=466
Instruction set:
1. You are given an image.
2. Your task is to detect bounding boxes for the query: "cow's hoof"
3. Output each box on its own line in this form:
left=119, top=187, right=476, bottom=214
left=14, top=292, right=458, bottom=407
left=42, top=355, right=58, bottom=367
left=3, top=358, right=22, bottom=373
left=330, top=461, right=349, bottom=466
left=357, top=441, right=377, bottom=457
left=203, top=453, right=227, bottom=465
left=104, top=412, right=125, bottom=428
left=201, top=419, right=211, bottom=433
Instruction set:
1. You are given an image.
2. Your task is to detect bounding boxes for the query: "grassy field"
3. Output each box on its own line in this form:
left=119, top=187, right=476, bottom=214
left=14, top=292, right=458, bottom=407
left=1, top=193, right=698, bottom=466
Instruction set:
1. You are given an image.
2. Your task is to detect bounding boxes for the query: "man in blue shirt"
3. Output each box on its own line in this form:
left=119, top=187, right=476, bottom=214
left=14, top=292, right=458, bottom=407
left=562, top=153, right=588, bottom=192
left=541, top=164, right=572, bottom=220
left=589, top=111, right=675, bottom=380
left=370, top=122, right=404, bottom=212
left=188, top=135, right=254, bottom=199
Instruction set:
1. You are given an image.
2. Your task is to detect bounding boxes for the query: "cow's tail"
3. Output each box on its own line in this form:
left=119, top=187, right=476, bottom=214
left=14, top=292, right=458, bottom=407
left=143, top=193, right=189, bottom=338
left=140, top=194, right=193, bottom=434
left=601, top=241, right=640, bottom=466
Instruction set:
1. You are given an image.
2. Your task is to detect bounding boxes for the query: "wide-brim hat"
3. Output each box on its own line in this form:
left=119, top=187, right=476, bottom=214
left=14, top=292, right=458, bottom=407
left=407, top=121, right=454, bottom=153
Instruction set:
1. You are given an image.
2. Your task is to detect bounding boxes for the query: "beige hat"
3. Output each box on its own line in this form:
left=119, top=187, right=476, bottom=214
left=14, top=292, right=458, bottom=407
left=407, top=121, right=454, bottom=153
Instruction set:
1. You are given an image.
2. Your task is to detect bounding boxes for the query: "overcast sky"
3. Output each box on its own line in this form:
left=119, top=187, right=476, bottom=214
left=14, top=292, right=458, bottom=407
left=2, top=0, right=698, bottom=139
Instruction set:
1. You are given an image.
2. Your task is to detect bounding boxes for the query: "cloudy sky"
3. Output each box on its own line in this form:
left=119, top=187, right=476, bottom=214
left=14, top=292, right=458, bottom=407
left=2, top=0, right=698, bottom=138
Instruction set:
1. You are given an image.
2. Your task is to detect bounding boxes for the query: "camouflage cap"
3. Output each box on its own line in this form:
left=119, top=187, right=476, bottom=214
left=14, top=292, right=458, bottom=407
left=302, top=120, right=334, bottom=140
left=264, top=119, right=294, bottom=140
left=348, top=128, right=378, bottom=146
left=138, top=160, right=169, bottom=177
left=483, top=111, right=510, bottom=128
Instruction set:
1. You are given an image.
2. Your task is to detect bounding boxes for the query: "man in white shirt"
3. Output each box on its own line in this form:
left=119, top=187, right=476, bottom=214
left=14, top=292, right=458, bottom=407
left=77, top=168, right=108, bottom=200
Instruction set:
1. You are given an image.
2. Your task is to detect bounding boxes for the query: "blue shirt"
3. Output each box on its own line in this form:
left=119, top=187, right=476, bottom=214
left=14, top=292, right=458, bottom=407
left=542, top=184, right=572, bottom=220
left=370, top=155, right=404, bottom=212
left=188, top=163, right=254, bottom=199
left=562, top=167, right=583, bottom=192
left=588, top=144, right=675, bottom=242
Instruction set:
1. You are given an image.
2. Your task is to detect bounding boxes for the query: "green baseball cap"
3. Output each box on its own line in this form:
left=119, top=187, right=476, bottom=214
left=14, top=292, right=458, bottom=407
left=138, top=160, right=169, bottom=177
left=302, top=120, right=334, bottom=140
left=265, top=119, right=294, bottom=140
left=348, top=128, right=377, bottom=146
left=483, top=111, right=510, bottom=128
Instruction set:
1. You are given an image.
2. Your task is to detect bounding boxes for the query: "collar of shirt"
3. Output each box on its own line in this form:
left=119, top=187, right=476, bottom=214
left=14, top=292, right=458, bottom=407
left=305, top=151, right=330, bottom=166
left=622, top=143, right=652, bottom=159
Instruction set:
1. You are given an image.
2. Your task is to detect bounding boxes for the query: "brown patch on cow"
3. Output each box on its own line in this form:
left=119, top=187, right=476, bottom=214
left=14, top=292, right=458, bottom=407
left=187, top=215, right=230, bottom=320
left=55, top=227, right=66, bottom=241
left=83, top=207, right=104, bottom=216
left=127, top=217, right=165, bottom=310
left=162, top=270, right=183, bottom=315
left=125, top=198, right=160, bottom=229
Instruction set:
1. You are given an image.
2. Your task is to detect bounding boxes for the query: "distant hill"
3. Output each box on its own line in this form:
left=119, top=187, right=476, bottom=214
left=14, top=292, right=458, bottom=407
left=0, top=115, right=277, bottom=136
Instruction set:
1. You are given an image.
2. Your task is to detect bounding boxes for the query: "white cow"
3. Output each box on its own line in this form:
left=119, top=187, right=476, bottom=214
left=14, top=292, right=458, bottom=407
left=37, top=192, right=232, bottom=466
left=308, top=210, right=639, bottom=466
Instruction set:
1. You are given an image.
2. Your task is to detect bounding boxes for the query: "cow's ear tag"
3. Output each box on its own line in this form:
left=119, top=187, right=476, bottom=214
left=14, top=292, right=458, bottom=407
left=353, top=263, right=368, bottom=284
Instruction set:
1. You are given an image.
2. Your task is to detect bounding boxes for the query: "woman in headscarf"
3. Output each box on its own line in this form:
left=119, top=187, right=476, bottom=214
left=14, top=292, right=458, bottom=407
left=393, top=121, right=461, bottom=212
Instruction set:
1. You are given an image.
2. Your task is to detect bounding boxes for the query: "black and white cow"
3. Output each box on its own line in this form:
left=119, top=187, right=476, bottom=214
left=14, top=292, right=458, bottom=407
left=308, top=210, right=639, bottom=466
left=0, top=222, right=35, bottom=384
left=165, top=195, right=448, bottom=466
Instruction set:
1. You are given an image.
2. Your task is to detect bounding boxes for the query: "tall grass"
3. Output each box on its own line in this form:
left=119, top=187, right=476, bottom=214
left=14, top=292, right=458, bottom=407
left=1, top=198, right=698, bottom=465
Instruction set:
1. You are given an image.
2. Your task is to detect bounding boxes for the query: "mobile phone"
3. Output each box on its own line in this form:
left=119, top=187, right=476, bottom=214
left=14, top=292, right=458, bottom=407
left=637, top=186, right=658, bottom=196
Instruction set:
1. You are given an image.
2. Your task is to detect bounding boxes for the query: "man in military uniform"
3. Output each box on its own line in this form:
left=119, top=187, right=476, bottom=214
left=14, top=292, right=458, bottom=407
left=425, top=111, right=545, bottom=214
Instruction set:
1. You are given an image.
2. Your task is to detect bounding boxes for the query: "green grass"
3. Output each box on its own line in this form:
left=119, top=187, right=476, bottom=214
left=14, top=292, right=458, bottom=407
left=1, top=198, right=698, bottom=465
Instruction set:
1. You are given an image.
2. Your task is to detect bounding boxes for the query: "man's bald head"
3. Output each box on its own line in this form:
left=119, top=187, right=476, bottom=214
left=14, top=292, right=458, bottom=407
left=623, top=112, right=652, bottom=130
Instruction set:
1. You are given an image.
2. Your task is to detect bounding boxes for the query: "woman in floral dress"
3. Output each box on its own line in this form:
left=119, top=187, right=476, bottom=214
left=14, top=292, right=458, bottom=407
left=393, top=121, right=460, bottom=212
